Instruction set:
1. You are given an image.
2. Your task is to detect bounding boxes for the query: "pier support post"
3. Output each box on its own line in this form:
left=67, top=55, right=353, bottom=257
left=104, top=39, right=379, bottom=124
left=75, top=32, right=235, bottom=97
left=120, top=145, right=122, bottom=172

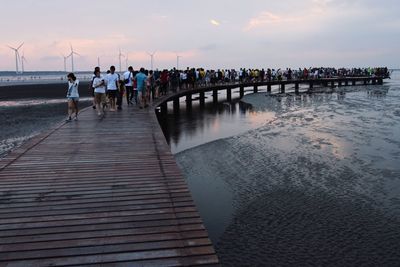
left=352, top=80, right=356, bottom=86
left=173, top=98, right=180, bottom=114
left=338, top=81, right=342, bottom=87
left=309, top=81, right=314, bottom=91
left=160, top=102, right=167, bottom=115
left=280, top=83, right=285, bottom=94
left=240, top=86, right=244, bottom=98
left=372, top=79, right=377, bottom=85
left=378, top=78, right=383, bottom=85
left=331, top=81, right=335, bottom=88
left=186, top=95, right=192, bottom=110
left=345, top=80, right=349, bottom=86
left=254, top=85, right=258, bottom=93
left=267, top=84, right=272, bottom=93
left=295, top=83, right=300, bottom=94
left=213, top=89, right=218, bottom=104
left=199, top=92, right=205, bottom=108
left=227, top=88, right=232, bottom=102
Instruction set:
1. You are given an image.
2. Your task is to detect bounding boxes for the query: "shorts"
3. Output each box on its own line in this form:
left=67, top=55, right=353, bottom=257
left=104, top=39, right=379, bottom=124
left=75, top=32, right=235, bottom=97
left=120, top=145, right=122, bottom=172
left=107, top=90, right=117, bottom=99
left=94, top=93, right=106, bottom=105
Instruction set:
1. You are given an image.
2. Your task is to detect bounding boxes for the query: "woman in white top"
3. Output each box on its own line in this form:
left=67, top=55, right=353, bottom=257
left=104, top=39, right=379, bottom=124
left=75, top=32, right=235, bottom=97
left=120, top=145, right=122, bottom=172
left=66, top=73, right=79, bottom=122
left=92, top=69, right=107, bottom=116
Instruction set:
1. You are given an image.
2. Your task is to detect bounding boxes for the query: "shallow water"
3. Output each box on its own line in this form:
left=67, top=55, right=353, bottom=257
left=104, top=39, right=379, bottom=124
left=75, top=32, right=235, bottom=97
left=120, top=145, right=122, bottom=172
left=159, top=72, right=400, bottom=265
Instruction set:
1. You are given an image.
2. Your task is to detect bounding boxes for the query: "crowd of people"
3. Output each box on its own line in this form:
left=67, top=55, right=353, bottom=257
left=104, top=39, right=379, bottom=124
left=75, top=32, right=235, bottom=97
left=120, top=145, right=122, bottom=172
left=65, top=66, right=390, bottom=120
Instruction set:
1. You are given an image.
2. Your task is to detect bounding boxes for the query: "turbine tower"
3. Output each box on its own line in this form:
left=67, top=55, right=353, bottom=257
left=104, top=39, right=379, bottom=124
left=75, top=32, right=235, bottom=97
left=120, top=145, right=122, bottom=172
left=125, top=53, right=129, bottom=70
left=21, top=52, right=27, bottom=73
left=177, top=55, right=182, bottom=70
left=147, top=51, right=157, bottom=71
left=69, top=44, right=80, bottom=72
left=118, top=49, right=125, bottom=73
left=7, top=42, right=24, bottom=74
left=61, top=54, right=70, bottom=72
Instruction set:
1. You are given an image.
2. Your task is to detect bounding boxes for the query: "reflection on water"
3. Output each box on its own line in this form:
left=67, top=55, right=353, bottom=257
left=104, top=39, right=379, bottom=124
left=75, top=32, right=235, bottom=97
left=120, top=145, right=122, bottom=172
left=158, top=72, right=400, bottom=265
left=158, top=97, right=275, bottom=154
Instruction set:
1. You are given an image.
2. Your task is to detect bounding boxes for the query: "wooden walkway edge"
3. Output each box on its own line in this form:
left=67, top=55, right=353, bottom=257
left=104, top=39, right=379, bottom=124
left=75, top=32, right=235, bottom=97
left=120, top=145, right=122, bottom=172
left=0, top=105, right=219, bottom=266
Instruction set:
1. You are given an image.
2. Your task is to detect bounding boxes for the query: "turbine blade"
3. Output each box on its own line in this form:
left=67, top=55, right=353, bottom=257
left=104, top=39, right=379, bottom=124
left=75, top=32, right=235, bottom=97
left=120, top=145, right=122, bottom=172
left=17, top=42, right=24, bottom=50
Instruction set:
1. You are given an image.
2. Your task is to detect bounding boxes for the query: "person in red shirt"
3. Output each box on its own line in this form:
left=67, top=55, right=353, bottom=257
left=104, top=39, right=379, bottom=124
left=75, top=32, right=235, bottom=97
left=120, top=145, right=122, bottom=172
left=160, top=70, right=169, bottom=96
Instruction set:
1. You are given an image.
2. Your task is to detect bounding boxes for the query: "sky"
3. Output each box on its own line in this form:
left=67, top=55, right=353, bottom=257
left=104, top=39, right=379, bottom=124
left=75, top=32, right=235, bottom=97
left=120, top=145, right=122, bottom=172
left=0, top=0, right=399, bottom=71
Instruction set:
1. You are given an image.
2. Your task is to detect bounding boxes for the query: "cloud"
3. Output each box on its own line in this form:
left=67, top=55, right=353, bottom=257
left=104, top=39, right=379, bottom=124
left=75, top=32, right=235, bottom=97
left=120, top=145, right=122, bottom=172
left=210, top=19, right=220, bottom=26
left=245, top=12, right=285, bottom=30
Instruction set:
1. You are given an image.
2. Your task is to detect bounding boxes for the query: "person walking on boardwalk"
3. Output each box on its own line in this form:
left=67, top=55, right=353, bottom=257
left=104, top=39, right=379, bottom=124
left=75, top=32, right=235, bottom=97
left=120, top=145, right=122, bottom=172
left=116, top=77, right=125, bottom=111
left=105, top=66, right=120, bottom=111
left=93, top=69, right=107, bottom=117
left=135, top=68, right=148, bottom=109
left=89, top=67, right=100, bottom=109
left=123, top=66, right=134, bottom=105
left=66, top=73, right=79, bottom=122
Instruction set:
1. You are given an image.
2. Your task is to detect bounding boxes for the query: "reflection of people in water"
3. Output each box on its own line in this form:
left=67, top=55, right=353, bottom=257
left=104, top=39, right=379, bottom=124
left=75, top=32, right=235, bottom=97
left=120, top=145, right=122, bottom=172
left=337, top=91, right=346, bottom=101
left=367, top=88, right=388, bottom=98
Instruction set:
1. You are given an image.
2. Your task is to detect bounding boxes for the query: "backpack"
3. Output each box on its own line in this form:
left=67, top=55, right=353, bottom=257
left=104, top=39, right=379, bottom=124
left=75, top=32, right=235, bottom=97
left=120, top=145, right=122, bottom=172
left=124, top=72, right=131, bottom=85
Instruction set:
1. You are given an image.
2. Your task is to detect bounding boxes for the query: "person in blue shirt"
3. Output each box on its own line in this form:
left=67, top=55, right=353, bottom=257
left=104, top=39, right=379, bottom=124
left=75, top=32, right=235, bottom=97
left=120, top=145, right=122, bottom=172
left=135, top=68, right=148, bottom=109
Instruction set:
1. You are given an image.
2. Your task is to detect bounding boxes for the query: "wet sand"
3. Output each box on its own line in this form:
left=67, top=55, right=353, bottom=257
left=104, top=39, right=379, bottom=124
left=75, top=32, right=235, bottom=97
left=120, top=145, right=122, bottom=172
left=172, top=80, right=400, bottom=265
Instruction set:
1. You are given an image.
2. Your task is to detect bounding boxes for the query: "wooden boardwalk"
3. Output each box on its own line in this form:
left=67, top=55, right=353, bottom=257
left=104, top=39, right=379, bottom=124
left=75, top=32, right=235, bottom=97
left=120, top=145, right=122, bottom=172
left=0, top=106, right=219, bottom=266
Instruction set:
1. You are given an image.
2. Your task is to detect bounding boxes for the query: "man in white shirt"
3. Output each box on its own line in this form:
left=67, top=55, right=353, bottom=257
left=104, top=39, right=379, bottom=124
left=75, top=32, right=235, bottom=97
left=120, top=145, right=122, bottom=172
left=106, top=66, right=119, bottom=111
left=123, top=66, right=134, bottom=105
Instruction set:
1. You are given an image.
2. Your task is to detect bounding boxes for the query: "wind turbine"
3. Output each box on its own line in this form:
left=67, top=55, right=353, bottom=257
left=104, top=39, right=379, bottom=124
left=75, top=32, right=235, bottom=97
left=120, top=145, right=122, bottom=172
left=61, top=53, right=70, bottom=72
left=21, top=51, right=27, bottom=73
left=118, top=49, right=125, bottom=72
left=125, top=53, right=129, bottom=70
left=147, top=51, right=157, bottom=71
left=69, top=44, right=80, bottom=72
left=7, top=42, right=24, bottom=74
left=177, top=55, right=182, bottom=70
